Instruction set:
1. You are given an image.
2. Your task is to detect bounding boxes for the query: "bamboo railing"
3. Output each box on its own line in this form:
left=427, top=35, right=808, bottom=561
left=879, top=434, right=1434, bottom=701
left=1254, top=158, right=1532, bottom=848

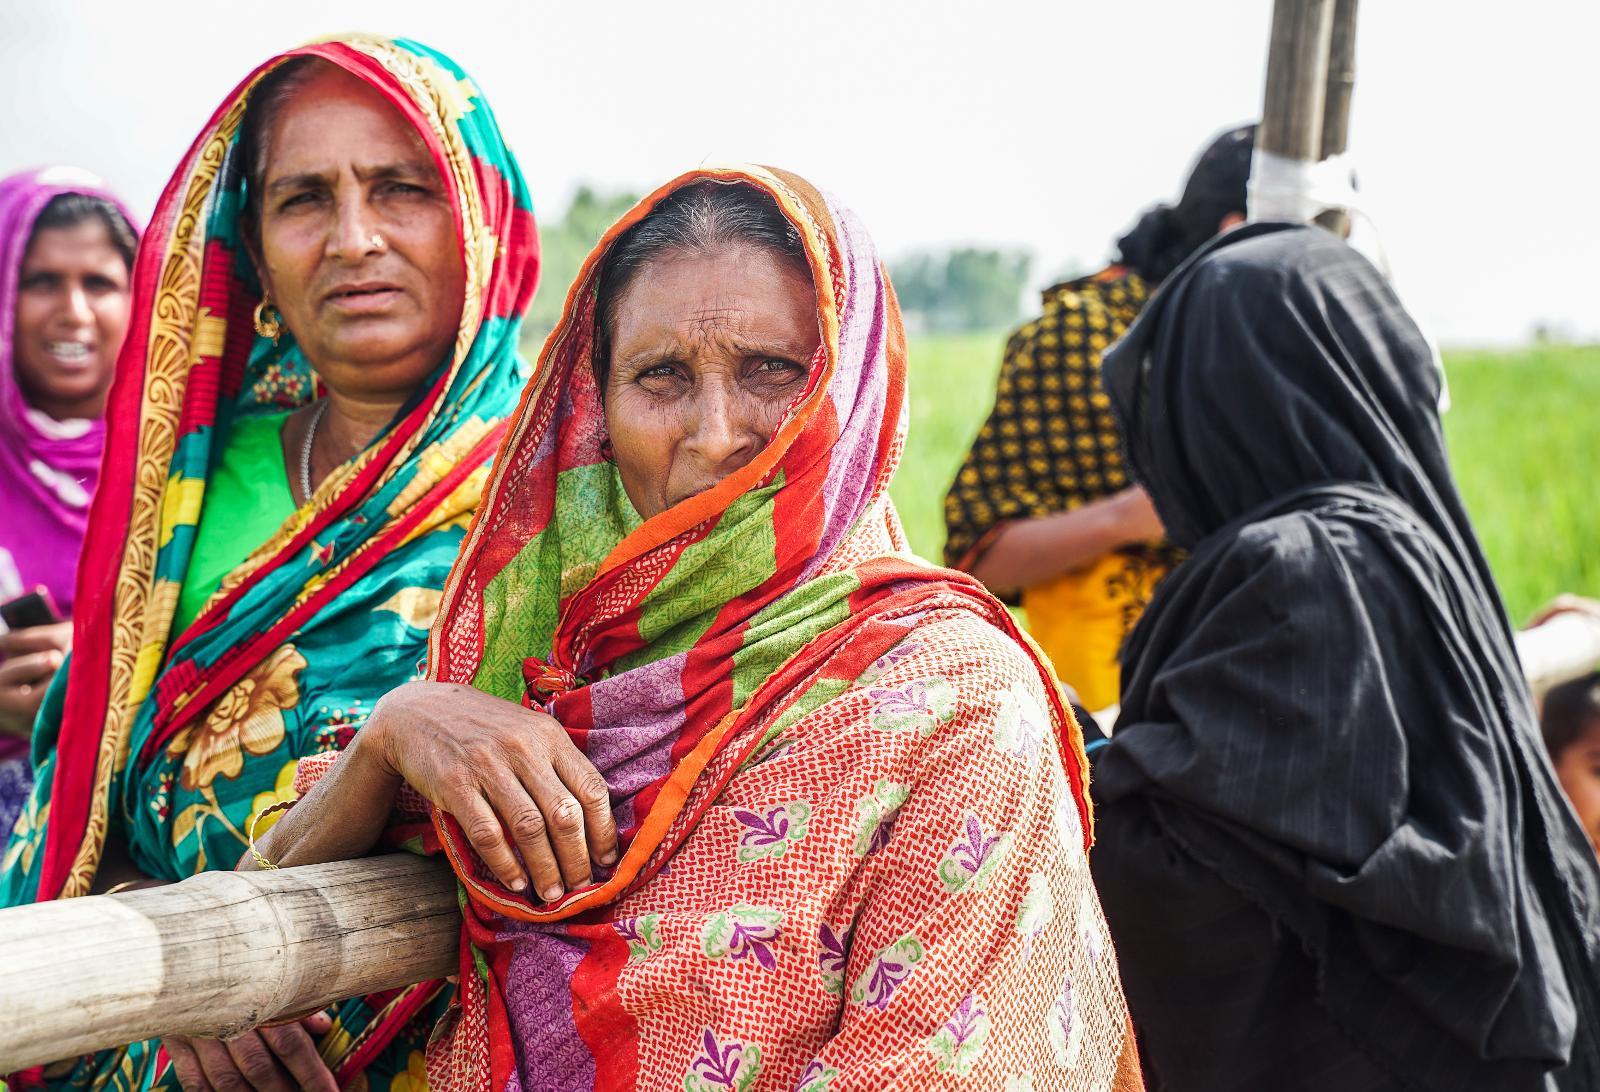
left=0, top=854, right=457, bottom=1072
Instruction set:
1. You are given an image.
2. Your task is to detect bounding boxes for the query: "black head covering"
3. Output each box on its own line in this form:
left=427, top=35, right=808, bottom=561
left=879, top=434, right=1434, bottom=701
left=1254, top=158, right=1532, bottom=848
left=1114, top=124, right=1256, bottom=284
left=1096, top=224, right=1600, bottom=1089
left=1106, top=223, right=1465, bottom=555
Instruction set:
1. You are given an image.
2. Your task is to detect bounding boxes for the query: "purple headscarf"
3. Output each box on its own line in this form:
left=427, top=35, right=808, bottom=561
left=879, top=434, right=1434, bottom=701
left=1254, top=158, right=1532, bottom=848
left=0, top=166, right=139, bottom=621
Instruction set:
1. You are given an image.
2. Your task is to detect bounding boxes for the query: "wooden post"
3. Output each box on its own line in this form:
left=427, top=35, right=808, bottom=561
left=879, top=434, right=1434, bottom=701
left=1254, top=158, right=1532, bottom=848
left=0, top=854, right=458, bottom=1073
left=1315, top=0, right=1360, bottom=234
left=1257, top=0, right=1337, bottom=166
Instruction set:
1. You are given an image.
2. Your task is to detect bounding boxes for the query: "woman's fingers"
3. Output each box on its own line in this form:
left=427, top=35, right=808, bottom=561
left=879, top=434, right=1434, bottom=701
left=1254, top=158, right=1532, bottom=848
left=0, top=656, right=52, bottom=737
left=0, top=689, right=40, bottom=732
left=0, top=620, right=71, bottom=657
left=0, top=649, right=59, bottom=686
left=445, top=783, right=531, bottom=893
left=554, top=748, right=619, bottom=868
left=257, top=1021, right=338, bottom=1092
left=162, top=1036, right=211, bottom=1091
left=192, top=1035, right=254, bottom=1090
left=486, top=773, right=571, bottom=902
left=165, top=1021, right=333, bottom=1091
left=379, top=687, right=620, bottom=900
left=222, top=1031, right=297, bottom=1092
left=521, top=767, right=594, bottom=892
left=300, top=1010, right=334, bottom=1037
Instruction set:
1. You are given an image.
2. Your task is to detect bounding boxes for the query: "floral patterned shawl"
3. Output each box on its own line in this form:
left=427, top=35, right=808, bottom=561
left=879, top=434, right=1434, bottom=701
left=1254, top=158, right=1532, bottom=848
left=393, top=167, right=1141, bottom=1091
left=1, top=34, right=537, bottom=1090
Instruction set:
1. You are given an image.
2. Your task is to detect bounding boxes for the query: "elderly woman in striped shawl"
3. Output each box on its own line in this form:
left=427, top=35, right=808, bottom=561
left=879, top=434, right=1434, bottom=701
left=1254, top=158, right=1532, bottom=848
left=251, top=167, right=1143, bottom=1091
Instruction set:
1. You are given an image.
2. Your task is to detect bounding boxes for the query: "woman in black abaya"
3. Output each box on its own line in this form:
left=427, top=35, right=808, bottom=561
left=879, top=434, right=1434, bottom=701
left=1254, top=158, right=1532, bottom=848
left=1092, top=223, right=1600, bottom=1092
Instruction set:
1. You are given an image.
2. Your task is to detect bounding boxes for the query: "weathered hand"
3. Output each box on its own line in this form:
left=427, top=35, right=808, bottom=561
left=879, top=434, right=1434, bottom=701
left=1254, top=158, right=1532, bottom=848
left=163, top=1012, right=337, bottom=1092
left=0, top=620, right=71, bottom=738
left=367, top=680, right=619, bottom=901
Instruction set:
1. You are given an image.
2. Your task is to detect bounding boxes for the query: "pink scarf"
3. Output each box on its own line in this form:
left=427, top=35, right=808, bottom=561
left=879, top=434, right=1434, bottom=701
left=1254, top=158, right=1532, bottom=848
left=0, top=167, right=138, bottom=621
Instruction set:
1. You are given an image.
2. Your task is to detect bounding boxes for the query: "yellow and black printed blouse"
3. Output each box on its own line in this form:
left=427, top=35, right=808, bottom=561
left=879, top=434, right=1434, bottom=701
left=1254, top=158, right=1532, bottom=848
left=943, top=266, right=1151, bottom=569
left=943, top=266, right=1183, bottom=709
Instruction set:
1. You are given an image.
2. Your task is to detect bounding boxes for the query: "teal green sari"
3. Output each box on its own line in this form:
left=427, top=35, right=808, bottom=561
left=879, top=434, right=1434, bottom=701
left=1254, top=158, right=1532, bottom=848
left=1, top=34, right=538, bottom=1090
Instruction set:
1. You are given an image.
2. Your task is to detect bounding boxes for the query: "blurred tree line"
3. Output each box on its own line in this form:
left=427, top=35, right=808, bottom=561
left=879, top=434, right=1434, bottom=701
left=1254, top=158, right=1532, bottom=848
left=522, top=186, right=641, bottom=344
left=521, top=189, right=1034, bottom=346
left=887, top=248, right=1033, bottom=332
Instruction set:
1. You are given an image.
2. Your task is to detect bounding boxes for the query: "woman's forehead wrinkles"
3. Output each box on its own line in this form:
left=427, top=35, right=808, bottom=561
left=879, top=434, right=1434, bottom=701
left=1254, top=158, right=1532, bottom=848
left=264, top=158, right=436, bottom=195
left=670, top=320, right=810, bottom=359
left=683, top=305, right=752, bottom=330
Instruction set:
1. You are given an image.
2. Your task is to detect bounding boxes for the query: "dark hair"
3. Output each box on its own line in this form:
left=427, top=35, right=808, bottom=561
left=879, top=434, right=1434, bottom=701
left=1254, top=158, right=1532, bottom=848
left=1115, top=123, right=1258, bottom=284
left=31, top=192, right=138, bottom=270
left=1542, top=671, right=1600, bottom=760
left=591, top=180, right=809, bottom=390
left=237, top=56, right=326, bottom=247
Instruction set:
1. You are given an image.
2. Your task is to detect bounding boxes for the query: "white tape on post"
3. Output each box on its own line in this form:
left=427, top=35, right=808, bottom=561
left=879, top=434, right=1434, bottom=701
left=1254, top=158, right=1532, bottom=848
left=1248, top=149, right=1360, bottom=223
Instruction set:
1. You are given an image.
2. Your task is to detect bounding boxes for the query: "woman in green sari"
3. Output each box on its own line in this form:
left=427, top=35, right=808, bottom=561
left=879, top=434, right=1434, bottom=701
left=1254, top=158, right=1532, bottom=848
left=1, top=34, right=541, bottom=1090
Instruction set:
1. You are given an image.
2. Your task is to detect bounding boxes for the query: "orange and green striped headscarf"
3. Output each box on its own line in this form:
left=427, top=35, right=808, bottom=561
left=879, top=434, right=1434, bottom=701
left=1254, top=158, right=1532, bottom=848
left=414, top=167, right=1095, bottom=1090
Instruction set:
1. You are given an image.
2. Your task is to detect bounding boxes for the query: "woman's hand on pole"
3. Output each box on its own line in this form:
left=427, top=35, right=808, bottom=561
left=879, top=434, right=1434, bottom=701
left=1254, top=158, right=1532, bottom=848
left=163, top=1012, right=337, bottom=1092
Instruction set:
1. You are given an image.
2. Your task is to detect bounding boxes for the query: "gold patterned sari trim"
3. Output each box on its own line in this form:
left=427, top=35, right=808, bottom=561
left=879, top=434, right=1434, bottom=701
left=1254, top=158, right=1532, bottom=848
left=61, top=37, right=495, bottom=896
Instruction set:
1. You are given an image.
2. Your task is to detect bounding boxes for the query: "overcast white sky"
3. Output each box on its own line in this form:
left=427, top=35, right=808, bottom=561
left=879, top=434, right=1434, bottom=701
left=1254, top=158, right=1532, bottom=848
left=3, top=0, right=1596, bottom=345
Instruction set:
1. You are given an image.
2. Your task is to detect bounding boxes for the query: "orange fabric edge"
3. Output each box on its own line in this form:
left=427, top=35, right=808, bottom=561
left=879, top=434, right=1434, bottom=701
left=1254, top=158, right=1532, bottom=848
left=1114, top=1015, right=1147, bottom=1091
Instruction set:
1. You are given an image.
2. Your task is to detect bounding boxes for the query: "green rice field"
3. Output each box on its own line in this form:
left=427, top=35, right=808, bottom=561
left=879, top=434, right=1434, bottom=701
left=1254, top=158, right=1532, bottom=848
left=889, top=334, right=1600, bottom=624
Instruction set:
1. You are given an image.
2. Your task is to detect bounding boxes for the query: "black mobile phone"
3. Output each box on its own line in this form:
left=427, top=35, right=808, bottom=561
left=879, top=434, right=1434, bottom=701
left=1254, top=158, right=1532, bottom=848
left=0, top=588, right=62, bottom=630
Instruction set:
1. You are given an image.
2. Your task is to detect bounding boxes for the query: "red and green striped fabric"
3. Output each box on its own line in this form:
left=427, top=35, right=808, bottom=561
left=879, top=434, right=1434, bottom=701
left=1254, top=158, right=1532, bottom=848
left=417, top=166, right=1102, bottom=1090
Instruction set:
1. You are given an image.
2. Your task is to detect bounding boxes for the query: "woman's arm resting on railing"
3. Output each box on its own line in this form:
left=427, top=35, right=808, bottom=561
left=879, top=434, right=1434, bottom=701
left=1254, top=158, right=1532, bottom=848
left=0, top=857, right=456, bottom=1075
left=191, top=683, right=619, bottom=1091
left=237, top=714, right=405, bottom=874
left=176, top=745, right=399, bottom=1092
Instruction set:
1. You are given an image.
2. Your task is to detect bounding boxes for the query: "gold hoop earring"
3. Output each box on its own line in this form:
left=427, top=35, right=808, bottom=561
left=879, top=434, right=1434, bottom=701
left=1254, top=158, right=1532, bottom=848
left=253, top=299, right=283, bottom=345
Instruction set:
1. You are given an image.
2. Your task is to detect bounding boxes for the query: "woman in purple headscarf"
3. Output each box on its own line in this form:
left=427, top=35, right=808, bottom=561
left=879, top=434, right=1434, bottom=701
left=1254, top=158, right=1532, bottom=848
left=0, top=167, right=139, bottom=831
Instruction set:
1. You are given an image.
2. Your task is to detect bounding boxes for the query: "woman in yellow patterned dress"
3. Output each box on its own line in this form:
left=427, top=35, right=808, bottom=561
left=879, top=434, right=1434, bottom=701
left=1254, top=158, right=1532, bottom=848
left=943, top=124, right=1255, bottom=713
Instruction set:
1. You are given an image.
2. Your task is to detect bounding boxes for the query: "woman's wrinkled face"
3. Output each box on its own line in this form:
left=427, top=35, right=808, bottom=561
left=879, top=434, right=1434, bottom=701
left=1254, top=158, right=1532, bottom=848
left=602, top=245, right=820, bottom=520
left=1554, top=719, right=1600, bottom=858
left=13, top=218, right=131, bottom=420
left=251, top=64, right=464, bottom=401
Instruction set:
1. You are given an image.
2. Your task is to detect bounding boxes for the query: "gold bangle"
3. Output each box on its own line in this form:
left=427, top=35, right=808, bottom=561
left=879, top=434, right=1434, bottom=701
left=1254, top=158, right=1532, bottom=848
left=104, top=880, right=140, bottom=896
left=246, top=799, right=297, bottom=871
